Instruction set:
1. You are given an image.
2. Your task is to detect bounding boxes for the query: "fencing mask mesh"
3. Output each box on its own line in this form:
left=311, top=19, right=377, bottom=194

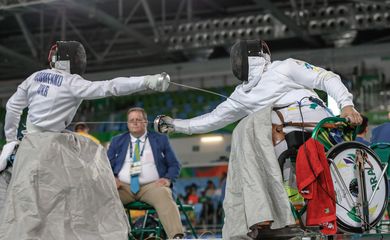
left=49, top=41, right=87, bottom=75
left=230, top=39, right=270, bottom=82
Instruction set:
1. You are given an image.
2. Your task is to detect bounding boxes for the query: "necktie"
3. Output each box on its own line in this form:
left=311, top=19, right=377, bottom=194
left=130, top=138, right=141, bottom=194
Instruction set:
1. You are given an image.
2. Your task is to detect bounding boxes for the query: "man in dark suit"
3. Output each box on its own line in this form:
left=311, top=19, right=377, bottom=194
left=107, top=107, right=184, bottom=239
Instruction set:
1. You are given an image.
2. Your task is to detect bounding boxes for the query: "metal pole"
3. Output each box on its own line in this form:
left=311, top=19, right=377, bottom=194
left=369, top=163, right=388, bottom=205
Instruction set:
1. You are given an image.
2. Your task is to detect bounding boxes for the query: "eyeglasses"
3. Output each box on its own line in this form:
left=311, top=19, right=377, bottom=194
left=128, top=119, right=147, bottom=124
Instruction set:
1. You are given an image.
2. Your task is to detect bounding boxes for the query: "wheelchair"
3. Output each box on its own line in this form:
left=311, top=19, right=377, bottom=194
left=278, top=117, right=389, bottom=233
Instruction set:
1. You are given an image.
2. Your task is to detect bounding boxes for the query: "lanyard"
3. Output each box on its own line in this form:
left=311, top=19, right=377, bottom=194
left=129, top=134, right=148, bottom=159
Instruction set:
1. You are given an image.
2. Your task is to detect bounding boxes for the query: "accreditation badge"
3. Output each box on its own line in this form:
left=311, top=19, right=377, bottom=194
left=130, top=161, right=142, bottom=176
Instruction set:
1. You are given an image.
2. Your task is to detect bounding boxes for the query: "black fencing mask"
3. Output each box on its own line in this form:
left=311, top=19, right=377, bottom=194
left=48, top=41, right=87, bottom=75
left=230, top=39, right=270, bottom=82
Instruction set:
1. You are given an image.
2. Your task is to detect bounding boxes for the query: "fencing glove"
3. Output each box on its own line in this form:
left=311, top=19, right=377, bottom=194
left=144, top=72, right=170, bottom=92
left=0, top=141, right=19, bottom=172
left=154, top=115, right=175, bottom=134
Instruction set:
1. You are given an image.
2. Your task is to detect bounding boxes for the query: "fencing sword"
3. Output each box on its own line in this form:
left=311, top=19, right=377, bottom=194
left=169, top=81, right=253, bottom=113
left=69, top=80, right=253, bottom=126
left=69, top=121, right=154, bottom=125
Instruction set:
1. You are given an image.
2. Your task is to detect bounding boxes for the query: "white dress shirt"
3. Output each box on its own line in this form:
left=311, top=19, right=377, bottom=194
left=117, top=132, right=160, bottom=185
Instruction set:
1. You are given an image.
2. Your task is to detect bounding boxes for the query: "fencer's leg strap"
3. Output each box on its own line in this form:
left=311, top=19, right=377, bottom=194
left=284, top=122, right=342, bottom=129
left=272, top=110, right=286, bottom=146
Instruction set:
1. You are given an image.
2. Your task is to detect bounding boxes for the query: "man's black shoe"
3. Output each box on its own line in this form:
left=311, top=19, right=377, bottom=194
left=247, top=226, right=306, bottom=240
left=172, top=233, right=184, bottom=239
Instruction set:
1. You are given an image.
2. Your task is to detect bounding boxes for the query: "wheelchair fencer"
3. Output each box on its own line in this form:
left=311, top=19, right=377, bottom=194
left=155, top=105, right=389, bottom=235
left=275, top=115, right=389, bottom=234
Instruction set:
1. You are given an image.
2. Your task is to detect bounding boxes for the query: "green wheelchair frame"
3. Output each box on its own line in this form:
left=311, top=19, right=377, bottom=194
left=283, top=117, right=358, bottom=228
left=285, top=117, right=390, bottom=233
left=124, top=199, right=198, bottom=240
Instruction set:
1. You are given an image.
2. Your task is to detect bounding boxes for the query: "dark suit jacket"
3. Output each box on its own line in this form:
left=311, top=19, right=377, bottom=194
left=371, top=122, right=390, bottom=144
left=107, top=131, right=181, bottom=186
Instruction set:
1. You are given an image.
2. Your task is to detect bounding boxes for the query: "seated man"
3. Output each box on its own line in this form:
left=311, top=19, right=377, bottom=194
left=154, top=39, right=362, bottom=239
left=74, top=122, right=101, bottom=144
left=107, top=107, right=184, bottom=239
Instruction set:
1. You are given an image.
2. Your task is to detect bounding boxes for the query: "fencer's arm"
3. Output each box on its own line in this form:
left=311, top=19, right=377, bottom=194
left=69, top=76, right=148, bottom=100
left=282, top=59, right=354, bottom=109
left=4, top=85, right=28, bottom=142
left=70, top=73, right=169, bottom=99
left=174, top=91, right=250, bottom=135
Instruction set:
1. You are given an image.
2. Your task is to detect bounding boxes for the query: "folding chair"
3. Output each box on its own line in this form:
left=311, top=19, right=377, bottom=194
left=124, top=199, right=198, bottom=240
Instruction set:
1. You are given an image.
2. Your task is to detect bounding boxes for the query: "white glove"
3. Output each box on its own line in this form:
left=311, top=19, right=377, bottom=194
left=154, top=115, right=175, bottom=134
left=144, top=72, right=170, bottom=92
left=0, top=141, right=19, bottom=171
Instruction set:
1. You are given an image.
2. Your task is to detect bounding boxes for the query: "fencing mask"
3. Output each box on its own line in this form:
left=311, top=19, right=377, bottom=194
left=230, top=39, right=271, bottom=82
left=48, top=41, right=87, bottom=75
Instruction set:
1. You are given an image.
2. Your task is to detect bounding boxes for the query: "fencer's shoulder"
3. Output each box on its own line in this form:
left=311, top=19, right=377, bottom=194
left=50, top=68, right=84, bottom=79
left=271, top=58, right=306, bottom=72
left=47, top=68, right=66, bottom=75
left=286, top=58, right=304, bottom=63
left=277, top=58, right=305, bottom=67
left=69, top=73, right=83, bottom=79
left=28, top=69, right=50, bottom=78
left=269, top=58, right=294, bottom=72
left=21, top=69, right=49, bottom=86
left=23, top=71, right=37, bottom=81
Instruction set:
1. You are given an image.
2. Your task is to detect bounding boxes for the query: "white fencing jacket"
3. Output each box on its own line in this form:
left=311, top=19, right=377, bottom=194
left=5, top=68, right=147, bottom=142
left=174, top=58, right=354, bottom=135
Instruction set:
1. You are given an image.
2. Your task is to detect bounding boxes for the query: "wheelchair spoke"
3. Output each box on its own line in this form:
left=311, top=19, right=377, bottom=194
left=369, top=163, right=388, bottom=205
left=329, top=159, right=356, bottom=208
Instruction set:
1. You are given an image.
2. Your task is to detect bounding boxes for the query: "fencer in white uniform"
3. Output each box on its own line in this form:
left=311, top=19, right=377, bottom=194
left=157, top=43, right=360, bottom=135
left=154, top=39, right=362, bottom=238
left=0, top=41, right=171, bottom=240
left=155, top=40, right=361, bottom=161
left=0, top=41, right=170, bottom=166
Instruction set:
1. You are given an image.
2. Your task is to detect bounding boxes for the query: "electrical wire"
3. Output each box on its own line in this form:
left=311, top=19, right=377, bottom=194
left=69, top=121, right=153, bottom=125
left=170, top=81, right=254, bottom=113
left=144, top=236, right=163, bottom=240
left=198, top=230, right=216, bottom=238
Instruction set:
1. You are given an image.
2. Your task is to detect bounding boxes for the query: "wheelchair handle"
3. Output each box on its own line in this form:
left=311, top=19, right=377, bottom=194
left=311, top=117, right=356, bottom=140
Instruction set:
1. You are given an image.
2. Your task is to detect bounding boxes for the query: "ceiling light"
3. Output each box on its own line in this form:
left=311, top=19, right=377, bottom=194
left=200, top=135, right=224, bottom=143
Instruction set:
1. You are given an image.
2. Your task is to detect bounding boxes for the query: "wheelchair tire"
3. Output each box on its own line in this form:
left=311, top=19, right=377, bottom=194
left=327, top=141, right=389, bottom=233
left=278, top=148, right=297, bottom=175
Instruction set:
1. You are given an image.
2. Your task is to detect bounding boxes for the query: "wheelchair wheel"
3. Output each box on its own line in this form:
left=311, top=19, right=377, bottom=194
left=327, top=141, right=389, bottom=233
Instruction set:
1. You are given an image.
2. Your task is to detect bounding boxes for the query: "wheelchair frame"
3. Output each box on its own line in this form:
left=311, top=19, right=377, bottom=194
left=280, top=117, right=389, bottom=234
